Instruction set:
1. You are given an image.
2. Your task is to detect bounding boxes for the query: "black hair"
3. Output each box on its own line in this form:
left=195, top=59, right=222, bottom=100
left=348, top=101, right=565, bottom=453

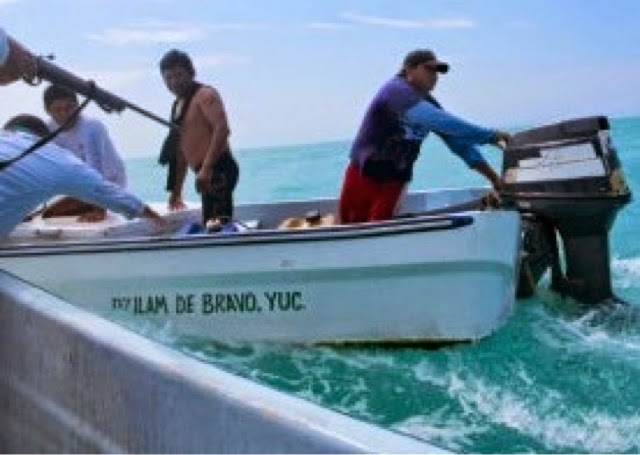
left=4, top=114, right=50, bottom=138
left=159, top=49, right=196, bottom=76
left=43, top=84, right=78, bottom=110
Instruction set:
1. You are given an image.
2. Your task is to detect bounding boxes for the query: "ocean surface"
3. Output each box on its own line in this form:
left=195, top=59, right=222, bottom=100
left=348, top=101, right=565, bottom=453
left=119, top=116, right=640, bottom=453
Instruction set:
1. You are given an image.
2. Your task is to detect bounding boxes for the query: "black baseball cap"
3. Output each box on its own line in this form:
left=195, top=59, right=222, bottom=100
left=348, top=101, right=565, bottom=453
left=402, top=49, right=450, bottom=74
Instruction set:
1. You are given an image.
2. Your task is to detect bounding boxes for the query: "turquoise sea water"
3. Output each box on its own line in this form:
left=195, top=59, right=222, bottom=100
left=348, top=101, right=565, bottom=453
left=122, top=116, right=640, bottom=453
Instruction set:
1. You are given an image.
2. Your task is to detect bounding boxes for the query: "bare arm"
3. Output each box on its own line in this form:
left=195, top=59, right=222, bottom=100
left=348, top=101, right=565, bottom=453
left=168, top=148, right=188, bottom=210
left=473, top=161, right=503, bottom=191
left=195, top=88, right=231, bottom=194
left=140, top=205, right=167, bottom=229
left=475, top=131, right=511, bottom=191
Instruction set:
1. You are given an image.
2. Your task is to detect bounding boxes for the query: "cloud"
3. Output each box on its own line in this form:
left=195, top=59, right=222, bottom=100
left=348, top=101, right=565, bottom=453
left=306, top=22, right=352, bottom=31
left=88, top=19, right=272, bottom=46
left=340, top=12, right=476, bottom=29
left=206, top=22, right=273, bottom=32
left=88, top=21, right=207, bottom=46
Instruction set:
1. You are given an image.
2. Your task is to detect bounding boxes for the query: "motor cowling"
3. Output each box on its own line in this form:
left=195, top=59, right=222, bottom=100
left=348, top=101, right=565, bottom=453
left=501, top=116, right=632, bottom=304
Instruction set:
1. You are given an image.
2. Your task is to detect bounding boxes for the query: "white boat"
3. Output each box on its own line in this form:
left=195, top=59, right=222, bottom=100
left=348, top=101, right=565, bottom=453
left=2, top=115, right=630, bottom=344
left=0, top=187, right=521, bottom=345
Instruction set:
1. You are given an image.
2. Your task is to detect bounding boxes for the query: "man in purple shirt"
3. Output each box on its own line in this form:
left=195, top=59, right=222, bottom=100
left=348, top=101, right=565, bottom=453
left=338, top=49, right=511, bottom=223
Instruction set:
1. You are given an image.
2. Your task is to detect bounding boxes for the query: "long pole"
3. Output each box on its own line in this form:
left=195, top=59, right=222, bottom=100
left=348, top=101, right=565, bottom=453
left=35, top=57, right=178, bottom=130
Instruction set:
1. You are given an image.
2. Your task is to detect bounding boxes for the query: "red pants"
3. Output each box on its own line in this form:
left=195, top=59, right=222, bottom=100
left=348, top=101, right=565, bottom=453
left=338, top=163, right=406, bottom=223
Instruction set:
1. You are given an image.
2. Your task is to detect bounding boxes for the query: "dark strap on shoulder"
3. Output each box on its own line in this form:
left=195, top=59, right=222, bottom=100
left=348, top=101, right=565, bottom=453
left=158, top=82, right=202, bottom=191
left=0, top=96, right=91, bottom=171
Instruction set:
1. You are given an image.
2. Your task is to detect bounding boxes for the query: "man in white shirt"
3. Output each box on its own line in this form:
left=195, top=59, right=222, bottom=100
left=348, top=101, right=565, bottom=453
left=41, top=84, right=128, bottom=221
left=0, top=114, right=164, bottom=237
left=1, top=29, right=157, bottom=231
left=45, top=84, right=127, bottom=187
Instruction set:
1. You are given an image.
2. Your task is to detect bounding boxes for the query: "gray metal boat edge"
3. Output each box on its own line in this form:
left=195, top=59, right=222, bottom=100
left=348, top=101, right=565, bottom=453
left=0, top=271, right=448, bottom=454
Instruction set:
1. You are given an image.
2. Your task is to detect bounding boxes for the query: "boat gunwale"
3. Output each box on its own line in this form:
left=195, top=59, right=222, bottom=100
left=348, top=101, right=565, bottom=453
left=0, top=212, right=482, bottom=257
left=501, top=191, right=631, bottom=202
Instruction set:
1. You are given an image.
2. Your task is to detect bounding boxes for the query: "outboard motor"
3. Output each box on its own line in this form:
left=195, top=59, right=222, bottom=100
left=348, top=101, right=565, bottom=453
left=501, top=116, right=632, bottom=304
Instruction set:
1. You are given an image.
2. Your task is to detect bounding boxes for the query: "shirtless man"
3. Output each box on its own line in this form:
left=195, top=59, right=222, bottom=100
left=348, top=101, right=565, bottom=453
left=158, top=49, right=239, bottom=226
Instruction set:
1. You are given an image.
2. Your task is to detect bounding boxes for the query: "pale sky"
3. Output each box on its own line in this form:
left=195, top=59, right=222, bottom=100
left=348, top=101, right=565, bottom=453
left=2, top=0, right=640, bottom=157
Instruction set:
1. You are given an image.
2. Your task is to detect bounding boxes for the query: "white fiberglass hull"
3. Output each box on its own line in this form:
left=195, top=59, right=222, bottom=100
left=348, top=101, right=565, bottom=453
left=0, top=200, right=520, bottom=344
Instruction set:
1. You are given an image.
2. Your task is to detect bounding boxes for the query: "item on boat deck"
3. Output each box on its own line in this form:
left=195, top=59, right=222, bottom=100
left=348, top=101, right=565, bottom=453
left=176, top=221, right=204, bottom=236
left=205, top=216, right=230, bottom=233
left=278, top=210, right=336, bottom=230
left=205, top=217, right=257, bottom=234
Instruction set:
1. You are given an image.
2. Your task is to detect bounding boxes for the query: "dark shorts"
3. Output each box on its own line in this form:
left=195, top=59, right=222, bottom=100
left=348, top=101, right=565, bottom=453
left=199, top=152, right=239, bottom=223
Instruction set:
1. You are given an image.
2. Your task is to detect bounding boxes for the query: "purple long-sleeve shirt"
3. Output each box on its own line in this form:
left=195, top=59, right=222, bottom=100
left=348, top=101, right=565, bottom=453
left=350, top=76, right=496, bottom=182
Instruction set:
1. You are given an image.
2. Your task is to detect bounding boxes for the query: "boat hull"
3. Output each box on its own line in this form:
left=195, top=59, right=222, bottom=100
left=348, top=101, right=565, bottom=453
left=0, top=208, right=520, bottom=345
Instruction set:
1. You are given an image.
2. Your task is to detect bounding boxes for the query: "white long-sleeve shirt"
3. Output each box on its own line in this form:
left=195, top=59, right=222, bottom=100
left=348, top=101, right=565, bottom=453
left=0, top=130, right=144, bottom=236
left=0, top=28, right=9, bottom=66
left=49, top=116, right=127, bottom=187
